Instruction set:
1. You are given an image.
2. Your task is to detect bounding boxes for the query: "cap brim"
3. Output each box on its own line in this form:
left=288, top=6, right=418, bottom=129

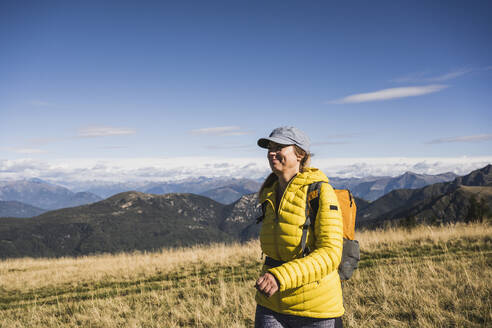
left=257, top=137, right=293, bottom=149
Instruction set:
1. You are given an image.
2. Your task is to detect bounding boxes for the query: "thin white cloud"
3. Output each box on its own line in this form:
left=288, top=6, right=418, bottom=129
left=427, top=134, right=492, bottom=144
left=14, top=148, right=46, bottom=154
left=393, top=66, right=492, bottom=83
left=1, top=129, right=134, bottom=154
left=329, top=85, right=447, bottom=104
left=77, top=126, right=136, bottom=137
left=190, top=126, right=248, bottom=136
left=427, top=68, right=474, bottom=82
left=393, top=68, right=472, bottom=83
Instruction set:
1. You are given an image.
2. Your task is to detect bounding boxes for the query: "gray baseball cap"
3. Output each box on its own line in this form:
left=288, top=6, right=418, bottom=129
left=257, top=126, right=310, bottom=153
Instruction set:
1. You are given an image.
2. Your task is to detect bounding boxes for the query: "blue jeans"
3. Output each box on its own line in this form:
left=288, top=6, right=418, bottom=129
left=255, top=305, right=343, bottom=328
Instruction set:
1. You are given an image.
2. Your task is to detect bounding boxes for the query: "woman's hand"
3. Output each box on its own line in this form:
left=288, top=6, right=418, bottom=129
left=255, top=272, right=279, bottom=297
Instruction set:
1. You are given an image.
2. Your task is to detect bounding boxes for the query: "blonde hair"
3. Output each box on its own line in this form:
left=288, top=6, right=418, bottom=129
left=294, top=145, right=311, bottom=173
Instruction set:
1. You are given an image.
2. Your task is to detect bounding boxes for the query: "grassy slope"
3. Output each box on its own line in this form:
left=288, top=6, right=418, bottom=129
left=0, top=222, right=491, bottom=328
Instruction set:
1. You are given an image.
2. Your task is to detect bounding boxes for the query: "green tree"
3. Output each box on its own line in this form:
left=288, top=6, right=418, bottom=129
left=402, top=216, right=417, bottom=229
left=466, top=195, right=478, bottom=223
left=467, top=195, right=491, bottom=223
left=478, top=198, right=490, bottom=223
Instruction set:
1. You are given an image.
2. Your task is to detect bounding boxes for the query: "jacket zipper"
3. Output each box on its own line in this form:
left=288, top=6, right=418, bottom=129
left=274, top=177, right=296, bottom=261
left=274, top=207, right=280, bottom=260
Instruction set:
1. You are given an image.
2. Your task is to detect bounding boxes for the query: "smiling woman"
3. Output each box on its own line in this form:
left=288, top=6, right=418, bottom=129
left=267, top=142, right=310, bottom=178
left=254, top=126, right=344, bottom=328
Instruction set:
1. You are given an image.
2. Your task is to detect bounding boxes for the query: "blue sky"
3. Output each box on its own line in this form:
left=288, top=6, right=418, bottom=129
left=1, top=1, right=491, bottom=182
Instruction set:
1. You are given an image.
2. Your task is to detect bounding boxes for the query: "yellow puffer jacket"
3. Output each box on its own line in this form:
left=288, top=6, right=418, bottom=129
left=256, top=168, right=344, bottom=318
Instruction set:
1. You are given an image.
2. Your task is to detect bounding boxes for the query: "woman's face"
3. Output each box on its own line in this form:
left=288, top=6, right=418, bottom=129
left=267, top=142, right=302, bottom=175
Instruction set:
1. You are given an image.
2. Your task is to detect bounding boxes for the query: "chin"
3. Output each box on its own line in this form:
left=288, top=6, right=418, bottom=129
left=270, top=162, right=280, bottom=168
left=271, top=166, right=283, bottom=174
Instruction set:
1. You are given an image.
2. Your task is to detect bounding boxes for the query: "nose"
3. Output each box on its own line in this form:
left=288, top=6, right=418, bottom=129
left=268, top=149, right=281, bottom=161
left=268, top=149, right=279, bottom=158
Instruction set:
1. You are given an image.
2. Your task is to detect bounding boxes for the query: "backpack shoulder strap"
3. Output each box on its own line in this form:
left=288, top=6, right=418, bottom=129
left=301, top=181, right=324, bottom=256
left=256, top=201, right=268, bottom=224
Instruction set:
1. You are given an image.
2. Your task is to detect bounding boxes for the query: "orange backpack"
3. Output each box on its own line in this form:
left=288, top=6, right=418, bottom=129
left=304, top=182, right=360, bottom=280
left=334, top=189, right=357, bottom=240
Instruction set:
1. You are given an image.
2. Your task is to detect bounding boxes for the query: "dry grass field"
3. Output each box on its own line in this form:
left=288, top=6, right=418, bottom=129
left=0, top=222, right=491, bottom=327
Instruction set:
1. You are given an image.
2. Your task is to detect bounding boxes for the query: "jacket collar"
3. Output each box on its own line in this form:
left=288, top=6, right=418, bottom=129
left=259, top=168, right=329, bottom=203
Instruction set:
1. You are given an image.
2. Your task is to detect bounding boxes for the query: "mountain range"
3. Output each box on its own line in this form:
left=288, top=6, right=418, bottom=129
left=358, top=165, right=492, bottom=227
left=0, top=177, right=262, bottom=215
left=0, top=201, right=46, bottom=218
left=1, top=165, right=490, bottom=259
left=62, top=176, right=263, bottom=201
left=329, top=171, right=457, bottom=201
left=70, top=172, right=457, bottom=203
left=0, top=171, right=458, bottom=218
left=0, top=178, right=102, bottom=211
left=142, top=177, right=262, bottom=205
left=0, top=191, right=261, bottom=258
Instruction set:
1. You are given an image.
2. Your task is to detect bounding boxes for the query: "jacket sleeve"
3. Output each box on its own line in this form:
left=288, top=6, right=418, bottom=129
left=268, top=182, right=344, bottom=291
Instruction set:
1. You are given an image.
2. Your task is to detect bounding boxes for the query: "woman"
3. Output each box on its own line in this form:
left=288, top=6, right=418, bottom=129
left=254, top=126, right=344, bottom=328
